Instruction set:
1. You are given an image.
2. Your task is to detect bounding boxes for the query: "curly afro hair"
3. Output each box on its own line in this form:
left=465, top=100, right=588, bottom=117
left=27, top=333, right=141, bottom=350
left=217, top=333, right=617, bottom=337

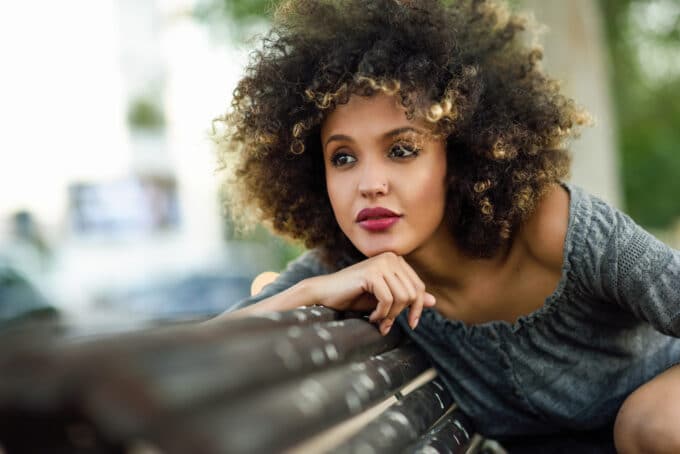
left=214, top=0, right=590, bottom=270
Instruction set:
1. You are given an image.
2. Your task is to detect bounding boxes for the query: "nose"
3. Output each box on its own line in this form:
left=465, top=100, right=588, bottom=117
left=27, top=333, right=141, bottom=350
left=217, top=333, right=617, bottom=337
left=358, top=158, right=389, bottom=198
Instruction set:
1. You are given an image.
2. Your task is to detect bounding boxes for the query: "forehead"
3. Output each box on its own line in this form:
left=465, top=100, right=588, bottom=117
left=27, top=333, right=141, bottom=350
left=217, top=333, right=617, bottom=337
left=320, top=92, right=429, bottom=138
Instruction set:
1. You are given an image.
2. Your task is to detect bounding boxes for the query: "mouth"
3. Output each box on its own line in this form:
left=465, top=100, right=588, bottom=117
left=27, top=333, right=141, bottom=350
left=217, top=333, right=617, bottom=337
left=356, top=207, right=402, bottom=232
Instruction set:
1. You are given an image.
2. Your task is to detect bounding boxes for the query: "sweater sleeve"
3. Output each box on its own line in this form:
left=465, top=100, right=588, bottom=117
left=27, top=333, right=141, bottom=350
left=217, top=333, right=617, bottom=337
left=576, top=193, right=680, bottom=336
left=227, top=249, right=331, bottom=312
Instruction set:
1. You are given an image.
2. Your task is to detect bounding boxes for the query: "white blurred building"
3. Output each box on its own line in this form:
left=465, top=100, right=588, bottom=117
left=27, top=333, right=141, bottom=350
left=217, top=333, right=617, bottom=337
left=0, top=0, right=273, bottom=321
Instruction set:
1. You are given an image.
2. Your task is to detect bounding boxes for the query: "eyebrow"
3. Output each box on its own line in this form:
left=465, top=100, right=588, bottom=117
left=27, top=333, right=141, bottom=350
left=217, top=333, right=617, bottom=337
left=323, top=126, right=427, bottom=148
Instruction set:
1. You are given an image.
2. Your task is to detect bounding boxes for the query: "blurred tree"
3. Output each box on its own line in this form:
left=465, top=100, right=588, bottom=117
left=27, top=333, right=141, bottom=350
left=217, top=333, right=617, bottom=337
left=192, top=0, right=274, bottom=40
left=522, top=0, right=621, bottom=207
left=127, top=95, right=166, bottom=131
left=599, top=0, right=680, bottom=228
left=195, top=0, right=273, bottom=22
left=202, top=0, right=680, bottom=228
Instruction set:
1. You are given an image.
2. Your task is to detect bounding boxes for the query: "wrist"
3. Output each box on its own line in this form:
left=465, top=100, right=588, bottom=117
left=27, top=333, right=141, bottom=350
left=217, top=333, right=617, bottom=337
left=295, top=275, right=323, bottom=307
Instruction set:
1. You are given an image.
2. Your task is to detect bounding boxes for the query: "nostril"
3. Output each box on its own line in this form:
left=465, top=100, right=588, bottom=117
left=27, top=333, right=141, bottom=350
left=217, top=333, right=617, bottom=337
left=359, top=182, right=388, bottom=194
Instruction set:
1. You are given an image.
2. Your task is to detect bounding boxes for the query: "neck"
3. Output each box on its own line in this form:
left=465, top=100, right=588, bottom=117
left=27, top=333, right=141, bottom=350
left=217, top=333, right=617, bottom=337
left=405, top=222, right=512, bottom=293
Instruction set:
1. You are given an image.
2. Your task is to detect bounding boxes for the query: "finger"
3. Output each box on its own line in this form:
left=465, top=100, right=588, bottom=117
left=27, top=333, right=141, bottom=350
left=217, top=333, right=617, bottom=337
left=383, top=271, right=411, bottom=319
left=398, top=256, right=427, bottom=297
left=424, top=292, right=437, bottom=307
left=407, top=289, right=425, bottom=329
left=392, top=271, right=421, bottom=327
left=368, top=275, right=393, bottom=322
left=397, top=257, right=426, bottom=328
left=379, top=317, right=394, bottom=336
left=379, top=274, right=410, bottom=336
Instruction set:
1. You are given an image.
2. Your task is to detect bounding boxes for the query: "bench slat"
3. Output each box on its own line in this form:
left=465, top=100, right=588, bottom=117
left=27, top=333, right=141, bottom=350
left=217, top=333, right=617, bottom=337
left=334, top=378, right=455, bottom=453
left=144, top=345, right=431, bottom=453
left=403, top=409, right=477, bottom=453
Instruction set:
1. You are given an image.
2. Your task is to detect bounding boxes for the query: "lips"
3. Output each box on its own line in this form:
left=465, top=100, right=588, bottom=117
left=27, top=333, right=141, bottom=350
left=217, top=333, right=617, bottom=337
left=355, top=207, right=400, bottom=222
left=355, top=207, right=402, bottom=232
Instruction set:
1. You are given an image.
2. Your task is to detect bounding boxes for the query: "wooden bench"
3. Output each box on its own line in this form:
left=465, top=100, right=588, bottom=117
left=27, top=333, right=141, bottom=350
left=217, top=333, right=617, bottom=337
left=0, top=305, right=505, bottom=453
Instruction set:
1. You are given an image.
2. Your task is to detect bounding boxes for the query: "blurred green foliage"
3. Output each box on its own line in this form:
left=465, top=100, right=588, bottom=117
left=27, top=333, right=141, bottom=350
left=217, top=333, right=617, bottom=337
left=194, top=0, right=274, bottom=22
left=600, top=0, right=680, bottom=228
left=219, top=185, right=305, bottom=268
left=127, top=95, right=165, bottom=131
left=222, top=219, right=305, bottom=270
left=201, top=0, right=680, bottom=228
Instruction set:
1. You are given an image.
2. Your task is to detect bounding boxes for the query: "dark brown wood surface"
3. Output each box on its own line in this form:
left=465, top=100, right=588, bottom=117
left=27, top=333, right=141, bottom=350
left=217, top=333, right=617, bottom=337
left=0, top=306, right=486, bottom=453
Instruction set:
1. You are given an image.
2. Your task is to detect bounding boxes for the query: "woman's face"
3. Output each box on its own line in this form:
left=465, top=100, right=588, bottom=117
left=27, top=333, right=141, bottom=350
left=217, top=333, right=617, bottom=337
left=320, top=92, right=448, bottom=258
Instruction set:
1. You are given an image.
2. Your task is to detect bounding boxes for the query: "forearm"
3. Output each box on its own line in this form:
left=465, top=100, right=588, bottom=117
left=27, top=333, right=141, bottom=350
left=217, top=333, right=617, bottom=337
left=216, top=277, right=319, bottom=320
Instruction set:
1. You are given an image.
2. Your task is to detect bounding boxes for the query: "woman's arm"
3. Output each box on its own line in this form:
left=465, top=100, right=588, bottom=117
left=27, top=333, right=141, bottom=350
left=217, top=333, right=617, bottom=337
left=577, top=193, right=680, bottom=336
left=216, top=278, right=319, bottom=319
left=214, top=249, right=437, bottom=334
left=215, top=249, right=330, bottom=320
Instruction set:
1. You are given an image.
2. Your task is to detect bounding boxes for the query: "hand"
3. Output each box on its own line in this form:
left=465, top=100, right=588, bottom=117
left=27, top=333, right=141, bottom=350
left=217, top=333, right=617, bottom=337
left=305, top=252, right=436, bottom=335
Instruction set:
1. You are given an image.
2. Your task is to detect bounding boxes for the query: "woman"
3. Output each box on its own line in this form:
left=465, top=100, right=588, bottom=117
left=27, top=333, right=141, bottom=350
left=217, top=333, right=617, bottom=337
left=213, top=0, right=680, bottom=451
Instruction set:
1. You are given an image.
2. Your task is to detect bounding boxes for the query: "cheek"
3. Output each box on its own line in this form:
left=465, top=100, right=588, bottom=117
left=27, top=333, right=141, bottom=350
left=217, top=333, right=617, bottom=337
left=414, top=161, right=447, bottom=201
left=432, top=155, right=448, bottom=207
left=416, top=181, right=446, bottom=218
left=412, top=164, right=447, bottom=222
left=325, top=175, right=350, bottom=225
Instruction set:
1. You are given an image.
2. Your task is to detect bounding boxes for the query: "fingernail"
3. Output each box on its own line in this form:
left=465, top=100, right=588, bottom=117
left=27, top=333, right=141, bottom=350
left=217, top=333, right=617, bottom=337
left=382, top=321, right=393, bottom=335
left=413, top=317, right=419, bottom=329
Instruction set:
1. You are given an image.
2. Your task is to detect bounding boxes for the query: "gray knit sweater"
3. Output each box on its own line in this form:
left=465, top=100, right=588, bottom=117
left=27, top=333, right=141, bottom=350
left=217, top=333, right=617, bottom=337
left=230, top=183, right=680, bottom=437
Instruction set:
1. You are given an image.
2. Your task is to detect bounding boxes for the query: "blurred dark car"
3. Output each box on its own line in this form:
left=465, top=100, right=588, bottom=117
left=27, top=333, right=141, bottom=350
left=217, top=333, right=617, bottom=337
left=0, top=264, right=58, bottom=328
left=98, top=272, right=252, bottom=322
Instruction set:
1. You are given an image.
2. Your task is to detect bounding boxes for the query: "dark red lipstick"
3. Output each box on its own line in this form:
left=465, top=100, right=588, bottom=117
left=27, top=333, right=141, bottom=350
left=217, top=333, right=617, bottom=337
left=356, top=207, right=402, bottom=231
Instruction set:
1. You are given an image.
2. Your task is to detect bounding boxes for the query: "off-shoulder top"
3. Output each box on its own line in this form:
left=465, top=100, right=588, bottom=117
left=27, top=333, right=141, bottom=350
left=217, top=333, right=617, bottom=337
left=228, top=183, right=680, bottom=437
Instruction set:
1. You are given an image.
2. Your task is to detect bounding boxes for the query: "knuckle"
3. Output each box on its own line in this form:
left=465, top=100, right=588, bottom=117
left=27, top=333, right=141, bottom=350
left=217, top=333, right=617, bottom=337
left=384, top=251, right=398, bottom=263
left=382, top=294, right=394, bottom=305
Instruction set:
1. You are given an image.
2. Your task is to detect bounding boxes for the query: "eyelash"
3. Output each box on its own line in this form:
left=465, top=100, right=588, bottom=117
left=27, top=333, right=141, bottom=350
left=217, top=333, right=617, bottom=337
left=391, top=142, right=421, bottom=158
left=329, top=142, right=421, bottom=167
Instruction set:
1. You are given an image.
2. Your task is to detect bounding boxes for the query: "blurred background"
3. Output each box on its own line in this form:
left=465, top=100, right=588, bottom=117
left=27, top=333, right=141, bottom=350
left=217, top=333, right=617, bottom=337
left=0, top=0, right=678, bottom=331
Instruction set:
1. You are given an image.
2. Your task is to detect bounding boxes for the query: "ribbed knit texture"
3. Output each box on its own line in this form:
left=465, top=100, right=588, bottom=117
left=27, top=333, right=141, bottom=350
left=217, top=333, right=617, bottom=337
left=231, top=183, right=680, bottom=437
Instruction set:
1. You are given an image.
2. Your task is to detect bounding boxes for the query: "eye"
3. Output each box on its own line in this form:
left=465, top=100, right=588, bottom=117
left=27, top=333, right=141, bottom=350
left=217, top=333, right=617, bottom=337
left=329, top=151, right=357, bottom=167
left=389, top=142, right=420, bottom=159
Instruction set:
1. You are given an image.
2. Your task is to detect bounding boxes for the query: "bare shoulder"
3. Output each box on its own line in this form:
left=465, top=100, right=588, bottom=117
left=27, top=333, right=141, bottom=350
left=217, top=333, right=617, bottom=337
left=518, top=183, right=570, bottom=271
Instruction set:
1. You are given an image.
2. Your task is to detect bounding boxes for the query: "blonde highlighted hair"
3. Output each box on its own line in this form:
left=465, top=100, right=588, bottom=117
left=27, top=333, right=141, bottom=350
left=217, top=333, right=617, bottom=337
left=215, top=0, right=587, bottom=268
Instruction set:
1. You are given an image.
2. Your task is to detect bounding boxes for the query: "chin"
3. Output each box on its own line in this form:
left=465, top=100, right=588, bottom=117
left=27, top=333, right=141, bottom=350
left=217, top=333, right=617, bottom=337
left=359, top=243, right=410, bottom=258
